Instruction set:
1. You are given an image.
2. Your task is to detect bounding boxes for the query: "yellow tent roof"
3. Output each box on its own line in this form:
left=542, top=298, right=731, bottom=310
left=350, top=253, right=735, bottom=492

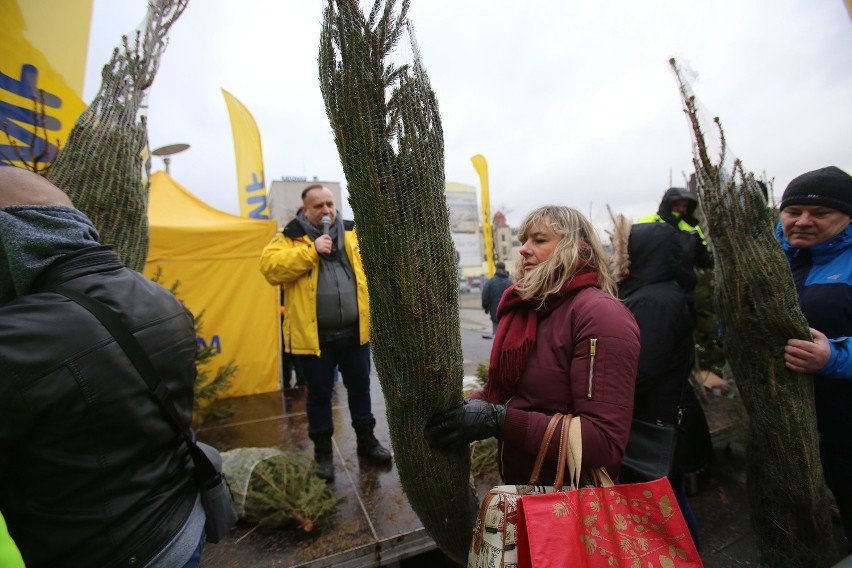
left=147, top=170, right=276, bottom=261
left=145, top=170, right=281, bottom=398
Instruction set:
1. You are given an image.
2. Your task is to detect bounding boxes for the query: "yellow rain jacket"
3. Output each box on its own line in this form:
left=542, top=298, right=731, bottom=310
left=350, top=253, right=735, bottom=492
left=260, top=219, right=369, bottom=356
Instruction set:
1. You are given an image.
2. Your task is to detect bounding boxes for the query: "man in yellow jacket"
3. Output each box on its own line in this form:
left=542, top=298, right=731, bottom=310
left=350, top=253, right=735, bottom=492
left=260, top=185, right=391, bottom=482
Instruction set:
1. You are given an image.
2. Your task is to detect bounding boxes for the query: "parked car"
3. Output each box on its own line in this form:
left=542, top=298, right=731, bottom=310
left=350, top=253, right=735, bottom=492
left=459, top=280, right=471, bottom=294
left=470, top=276, right=482, bottom=289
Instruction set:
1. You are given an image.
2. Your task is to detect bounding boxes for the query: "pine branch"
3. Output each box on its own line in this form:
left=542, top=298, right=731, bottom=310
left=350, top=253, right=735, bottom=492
left=244, top=454, right=343, bottom=533
left=149, top=267, right=237, bottom=426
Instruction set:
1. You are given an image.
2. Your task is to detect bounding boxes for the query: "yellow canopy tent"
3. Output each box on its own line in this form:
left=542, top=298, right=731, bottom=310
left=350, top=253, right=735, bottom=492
left=144, top=171, right=280, bottom=397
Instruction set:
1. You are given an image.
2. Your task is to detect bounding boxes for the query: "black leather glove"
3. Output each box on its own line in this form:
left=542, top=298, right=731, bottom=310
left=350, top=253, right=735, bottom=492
left=424, top=399, right=506, bottom=450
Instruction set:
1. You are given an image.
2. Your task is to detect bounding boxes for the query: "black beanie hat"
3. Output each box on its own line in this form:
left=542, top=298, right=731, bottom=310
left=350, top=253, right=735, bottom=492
left=780, top=166, right=852, bottom=216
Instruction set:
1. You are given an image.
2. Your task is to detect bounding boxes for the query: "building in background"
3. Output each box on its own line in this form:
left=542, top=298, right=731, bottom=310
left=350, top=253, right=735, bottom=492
left=492, top=211, right=519, bottom=273
left=445, top=182, right=483, bottom=278
left=267, top=176, right=343, bottom=229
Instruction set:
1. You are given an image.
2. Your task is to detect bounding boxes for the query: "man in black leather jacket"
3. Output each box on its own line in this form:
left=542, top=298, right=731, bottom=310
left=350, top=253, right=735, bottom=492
left=0, top=167, right=205, bottom=568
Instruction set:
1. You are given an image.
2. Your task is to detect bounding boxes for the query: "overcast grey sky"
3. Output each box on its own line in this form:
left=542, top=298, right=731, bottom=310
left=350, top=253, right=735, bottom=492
left=84, top=0, right=852, bottom=230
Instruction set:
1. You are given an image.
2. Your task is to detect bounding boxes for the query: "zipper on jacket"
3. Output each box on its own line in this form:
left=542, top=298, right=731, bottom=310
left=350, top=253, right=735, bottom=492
left=586, top=338, right=597, bottom=398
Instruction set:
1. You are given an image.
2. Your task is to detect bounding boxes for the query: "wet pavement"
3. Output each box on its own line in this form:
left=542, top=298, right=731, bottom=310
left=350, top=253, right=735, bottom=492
left=197, top=292, right=494, bottom=567
left=197, top=291, right=850, bottom=567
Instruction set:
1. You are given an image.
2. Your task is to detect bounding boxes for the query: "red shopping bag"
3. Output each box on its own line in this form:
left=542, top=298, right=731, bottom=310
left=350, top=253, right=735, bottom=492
left=468, top=414, right=570, bottom=567
left=517, top=416, right=702, bottom=568
left=517, top=476, right=702, bottom=567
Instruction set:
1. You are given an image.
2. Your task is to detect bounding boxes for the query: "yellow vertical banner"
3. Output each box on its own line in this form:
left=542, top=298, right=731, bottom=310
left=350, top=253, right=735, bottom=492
left=0, top=0, right=93, bottom=171
left=471, top=154, right=494, bottom=277
left=222, top=88, right=269, bottom=219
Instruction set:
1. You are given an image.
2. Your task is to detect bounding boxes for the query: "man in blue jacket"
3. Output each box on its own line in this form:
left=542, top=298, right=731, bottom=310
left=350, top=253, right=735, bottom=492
left=778, top=165, right=852, bottom=552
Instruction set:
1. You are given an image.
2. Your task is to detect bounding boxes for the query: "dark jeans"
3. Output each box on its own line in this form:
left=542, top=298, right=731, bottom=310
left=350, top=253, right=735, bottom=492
left=669, top=470, right=700, bottom=552
left=298, top=336, right=373, bottom=434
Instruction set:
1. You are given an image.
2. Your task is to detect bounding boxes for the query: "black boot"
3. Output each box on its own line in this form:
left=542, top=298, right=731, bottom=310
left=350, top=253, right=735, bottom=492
left=353, top=419, right=392, bottom=464
left=309, top=431, right=335, bottom=482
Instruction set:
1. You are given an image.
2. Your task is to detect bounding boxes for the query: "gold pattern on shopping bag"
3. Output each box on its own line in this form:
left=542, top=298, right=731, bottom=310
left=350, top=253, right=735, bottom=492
left=546, top=486, right=693, bottom=566
left=517, top=418, right=701, bottom=566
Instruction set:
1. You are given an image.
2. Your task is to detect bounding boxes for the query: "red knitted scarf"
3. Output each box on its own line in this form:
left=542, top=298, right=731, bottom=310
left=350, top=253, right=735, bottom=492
left=482, top=267, right=600, bottom=404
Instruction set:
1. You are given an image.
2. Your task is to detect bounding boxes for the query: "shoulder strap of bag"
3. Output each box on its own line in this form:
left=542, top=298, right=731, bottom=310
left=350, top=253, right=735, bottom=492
left=46, top=285, right=218, bottom=484
left=528, top=413, right=564, bottom=484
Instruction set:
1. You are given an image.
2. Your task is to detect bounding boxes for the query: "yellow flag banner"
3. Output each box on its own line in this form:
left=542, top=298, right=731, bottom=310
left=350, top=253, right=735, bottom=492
left=222, top=88, right=269, bottom=219
left=0, top=0, right=93, bottom=170
left=471, top=154, right=494, bottom=277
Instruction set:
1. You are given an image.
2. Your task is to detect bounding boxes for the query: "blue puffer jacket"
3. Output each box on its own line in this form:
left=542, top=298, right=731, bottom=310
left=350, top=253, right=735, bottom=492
left=777, top=222, right=852, bottom=448
left=777, top=223, right=852, bottom=378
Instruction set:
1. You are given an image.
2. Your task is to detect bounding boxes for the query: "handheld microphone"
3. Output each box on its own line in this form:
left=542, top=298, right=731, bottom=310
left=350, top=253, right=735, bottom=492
left=321, top=215, right=331, bottom=235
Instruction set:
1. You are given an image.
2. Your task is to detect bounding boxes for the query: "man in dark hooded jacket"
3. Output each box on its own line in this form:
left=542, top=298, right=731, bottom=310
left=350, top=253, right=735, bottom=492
left=637, top=187, right=714, bottom=293
left=0, top=167, right=204, bottom=568
left=618, top=222, right=704, bottom=550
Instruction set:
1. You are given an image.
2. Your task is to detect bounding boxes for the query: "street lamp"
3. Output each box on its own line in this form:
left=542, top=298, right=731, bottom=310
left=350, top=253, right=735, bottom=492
left=151, top=143, right=190, bottom=175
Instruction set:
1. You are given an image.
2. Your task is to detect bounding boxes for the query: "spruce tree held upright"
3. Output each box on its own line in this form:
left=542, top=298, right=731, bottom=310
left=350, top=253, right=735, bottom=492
left=671, top=58, right=838, bottom=567
left=319, top=1, right=476, bottom=563
left=46, top=0, right=187, bottom=272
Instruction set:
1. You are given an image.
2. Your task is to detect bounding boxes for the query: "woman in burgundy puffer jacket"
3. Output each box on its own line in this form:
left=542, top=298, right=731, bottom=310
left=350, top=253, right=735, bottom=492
left=426, top=205, right=640, bottom=484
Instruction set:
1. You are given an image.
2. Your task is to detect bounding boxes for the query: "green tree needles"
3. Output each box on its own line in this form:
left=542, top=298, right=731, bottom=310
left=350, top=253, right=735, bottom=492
left=671, top=58, right=838, bottom=567
left=319, top=1, right=476, bottom=563
left=47, top=0, right=187, bottom=272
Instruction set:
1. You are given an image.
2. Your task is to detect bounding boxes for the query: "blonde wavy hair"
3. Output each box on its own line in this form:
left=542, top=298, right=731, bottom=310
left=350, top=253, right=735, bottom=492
left=513, top=205, right=617, bottom=306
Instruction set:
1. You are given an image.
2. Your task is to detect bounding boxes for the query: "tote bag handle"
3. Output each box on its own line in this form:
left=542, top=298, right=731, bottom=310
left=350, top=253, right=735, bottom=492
left=528, top=413, right=571, bottom=484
